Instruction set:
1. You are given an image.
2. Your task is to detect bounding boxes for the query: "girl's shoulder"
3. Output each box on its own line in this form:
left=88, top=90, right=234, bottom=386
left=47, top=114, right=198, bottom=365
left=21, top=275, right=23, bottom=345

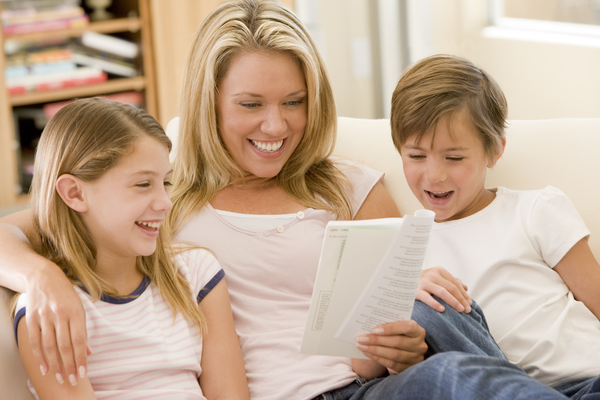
left=171, top=244, right=223, bottom=292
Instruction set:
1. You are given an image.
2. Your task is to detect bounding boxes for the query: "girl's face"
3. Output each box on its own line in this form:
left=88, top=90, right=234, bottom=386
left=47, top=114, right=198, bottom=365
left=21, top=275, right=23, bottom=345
left=400, top=110, right=502, bottom=222
left=79, top=136, right=173, bottom=266
left=216, top=51, right=308, bottom=180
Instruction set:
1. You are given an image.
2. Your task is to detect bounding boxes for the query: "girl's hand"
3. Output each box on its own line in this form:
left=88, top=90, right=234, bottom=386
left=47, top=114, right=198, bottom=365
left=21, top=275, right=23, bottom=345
left=417, top=266, right=472, bottom=313
left=355, top=320, right=427, bottom=374
left=26, top=262, right=89, bottom=385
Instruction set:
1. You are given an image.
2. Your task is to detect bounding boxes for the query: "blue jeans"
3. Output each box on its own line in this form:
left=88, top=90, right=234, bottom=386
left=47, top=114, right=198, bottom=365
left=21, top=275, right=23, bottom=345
left=315, top=299, right=570, bottom=400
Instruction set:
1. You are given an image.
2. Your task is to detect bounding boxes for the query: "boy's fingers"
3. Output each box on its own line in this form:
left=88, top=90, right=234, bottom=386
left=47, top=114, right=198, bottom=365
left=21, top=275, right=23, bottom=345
left=415, top=290, right=445, bottom=312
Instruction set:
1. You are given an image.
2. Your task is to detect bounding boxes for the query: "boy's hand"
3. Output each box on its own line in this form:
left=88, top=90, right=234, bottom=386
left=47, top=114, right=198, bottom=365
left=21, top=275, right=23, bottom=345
left=355, top=320, right=427, bottom=373
left=417, top=266, right=472, bottom=313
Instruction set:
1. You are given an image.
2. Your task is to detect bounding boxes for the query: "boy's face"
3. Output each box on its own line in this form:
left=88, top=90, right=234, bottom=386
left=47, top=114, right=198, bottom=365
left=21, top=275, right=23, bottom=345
left=400, top=110, right=500, bottom=222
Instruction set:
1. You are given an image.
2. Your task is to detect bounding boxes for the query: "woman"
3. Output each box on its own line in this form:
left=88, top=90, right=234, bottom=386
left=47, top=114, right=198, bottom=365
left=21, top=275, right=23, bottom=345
left=0, top=1, right=571, bottom=399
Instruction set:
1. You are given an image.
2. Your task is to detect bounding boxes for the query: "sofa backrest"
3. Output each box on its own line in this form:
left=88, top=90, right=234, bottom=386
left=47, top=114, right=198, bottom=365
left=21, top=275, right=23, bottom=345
left=334, top=117, right=600, bottom=259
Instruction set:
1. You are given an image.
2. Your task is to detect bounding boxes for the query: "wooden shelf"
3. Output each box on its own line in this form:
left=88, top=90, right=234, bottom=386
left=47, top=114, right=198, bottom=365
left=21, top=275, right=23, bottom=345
left=0, top=0, right=157, bottom=207
left=1, top=17, right=142, bottom=43
left=10, top=77, right=147, bottom=106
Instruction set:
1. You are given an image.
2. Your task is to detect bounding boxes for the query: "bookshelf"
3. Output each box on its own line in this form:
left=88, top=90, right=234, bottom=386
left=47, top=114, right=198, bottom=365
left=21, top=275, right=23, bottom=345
left=0, top=0, right=157, bottom=207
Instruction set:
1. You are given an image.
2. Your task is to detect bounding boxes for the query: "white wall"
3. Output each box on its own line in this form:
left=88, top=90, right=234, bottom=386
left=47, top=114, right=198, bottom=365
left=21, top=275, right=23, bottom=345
left=407, top=0, right=600, bottom=120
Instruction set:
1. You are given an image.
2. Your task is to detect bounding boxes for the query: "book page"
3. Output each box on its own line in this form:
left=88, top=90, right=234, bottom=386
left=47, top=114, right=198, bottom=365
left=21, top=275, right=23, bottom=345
left=300, top=218, right=402, bottom=355
left=334, top=210, right=435, bottom=343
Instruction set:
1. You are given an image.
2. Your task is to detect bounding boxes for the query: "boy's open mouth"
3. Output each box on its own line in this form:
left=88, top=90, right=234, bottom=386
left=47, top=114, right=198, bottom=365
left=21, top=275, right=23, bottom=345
left=426, top=190, right=453, bottom=199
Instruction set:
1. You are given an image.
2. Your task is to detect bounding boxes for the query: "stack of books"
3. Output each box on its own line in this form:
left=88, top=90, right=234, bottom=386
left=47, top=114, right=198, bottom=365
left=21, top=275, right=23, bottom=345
left=1, top=0, right=88, bottom=35
left=4, top=39, right=108, bottom=95
left=2, top=1, right=140, bottom=95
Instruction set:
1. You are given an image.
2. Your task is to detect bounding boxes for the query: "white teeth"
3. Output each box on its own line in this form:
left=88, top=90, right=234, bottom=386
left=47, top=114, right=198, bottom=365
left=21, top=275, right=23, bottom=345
left=137, top=221, right=161, bottom=229
left=250, top=139, right=283, bottom=152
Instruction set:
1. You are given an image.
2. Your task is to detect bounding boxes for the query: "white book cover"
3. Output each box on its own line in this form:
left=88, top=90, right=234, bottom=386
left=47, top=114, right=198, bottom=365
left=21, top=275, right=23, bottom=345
left=300, top=210, right=435, bottom=359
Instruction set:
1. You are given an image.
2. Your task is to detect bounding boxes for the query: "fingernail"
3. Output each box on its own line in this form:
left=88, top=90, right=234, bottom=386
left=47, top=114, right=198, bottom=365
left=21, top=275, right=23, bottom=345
left=55, top=373, right=64, bottom=384
left=356, top=343, right=368, bottom=350
left=79, top=366, right=86, bottom=378
left=458, top=304, right=465, bottom=312
left=465, top=305, right=472, bottom=313
left=69, top=374, right=77, bottom=386
left=372, top=328, right=384, bottom=334
left=357, top=336, right=369, bottom=344
left=39, top=365, right=47, bottom=376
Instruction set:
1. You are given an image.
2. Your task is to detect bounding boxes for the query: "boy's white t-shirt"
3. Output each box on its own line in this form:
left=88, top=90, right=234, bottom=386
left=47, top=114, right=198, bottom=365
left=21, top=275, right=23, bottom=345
left=14, top=248, right=224, bottom=400
left=424, top=186, right=600, bottom=387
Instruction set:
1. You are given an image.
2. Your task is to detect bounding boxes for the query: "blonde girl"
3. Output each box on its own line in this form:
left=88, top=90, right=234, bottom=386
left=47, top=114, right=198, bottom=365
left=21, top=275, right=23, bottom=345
left=12, top=98, right=247, bottom=400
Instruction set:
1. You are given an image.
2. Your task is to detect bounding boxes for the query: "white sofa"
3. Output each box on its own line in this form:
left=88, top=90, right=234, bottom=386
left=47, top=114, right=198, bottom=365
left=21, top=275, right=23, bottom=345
left=2, top=116, right=600, bottom=399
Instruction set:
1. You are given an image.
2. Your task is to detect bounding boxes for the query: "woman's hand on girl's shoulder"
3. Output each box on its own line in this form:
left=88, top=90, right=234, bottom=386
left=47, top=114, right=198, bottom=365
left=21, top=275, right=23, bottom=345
left=18, top=313, right=96, bottom=400
left=0, top=209, right=90, bottom=386
left=417, top=267, right=472, bottom=313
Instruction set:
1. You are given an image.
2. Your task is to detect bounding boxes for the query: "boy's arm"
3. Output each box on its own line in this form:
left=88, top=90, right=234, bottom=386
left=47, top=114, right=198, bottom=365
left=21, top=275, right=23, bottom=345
left=198, top=279, right=249, bottom=399
left=0, top=210, right=88, bottom=384
left=17, top=316, right=96, bottom=400
left=554, top=237, right=600, bottom=321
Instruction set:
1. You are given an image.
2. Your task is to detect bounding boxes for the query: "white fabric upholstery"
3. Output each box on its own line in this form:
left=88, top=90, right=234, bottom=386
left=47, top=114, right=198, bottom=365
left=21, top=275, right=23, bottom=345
left=2, top=116, right=600, bottom=399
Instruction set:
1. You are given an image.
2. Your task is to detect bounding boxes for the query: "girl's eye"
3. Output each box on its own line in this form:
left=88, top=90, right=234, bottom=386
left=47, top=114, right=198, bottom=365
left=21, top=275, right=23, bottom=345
left=136, top=182, right=150, bottom=188
left=241, top=102, right=260, bottom=109
left=447, top=157, right=464, bottom=162
left=164, top=181, right=172, bottom=187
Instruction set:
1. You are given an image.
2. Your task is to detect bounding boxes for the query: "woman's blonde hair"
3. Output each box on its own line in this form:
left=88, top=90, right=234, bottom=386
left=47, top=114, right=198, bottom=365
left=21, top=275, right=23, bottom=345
left=391, top=54, right=507, bottom=161
left=29, top=97, right=206, bottom=333
left=169, top=0, right=351, bottom=230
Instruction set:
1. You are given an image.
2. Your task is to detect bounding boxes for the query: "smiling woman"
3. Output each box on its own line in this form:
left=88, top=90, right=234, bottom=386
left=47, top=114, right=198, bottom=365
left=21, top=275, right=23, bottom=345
left=216, top=51, right=308, bottom=181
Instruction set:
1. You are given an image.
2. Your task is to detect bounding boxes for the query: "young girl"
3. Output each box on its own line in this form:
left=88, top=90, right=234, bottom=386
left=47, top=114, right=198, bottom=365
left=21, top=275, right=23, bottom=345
left=391, top=54, right=600, bottom=398
left=12, top=98, right=248, bottom=400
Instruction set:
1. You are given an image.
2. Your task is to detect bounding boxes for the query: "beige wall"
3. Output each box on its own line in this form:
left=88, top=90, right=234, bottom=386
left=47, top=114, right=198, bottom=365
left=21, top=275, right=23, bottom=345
left=411, top=0, right=600, bottom=120
left=316, top=0, right=379, bottom=118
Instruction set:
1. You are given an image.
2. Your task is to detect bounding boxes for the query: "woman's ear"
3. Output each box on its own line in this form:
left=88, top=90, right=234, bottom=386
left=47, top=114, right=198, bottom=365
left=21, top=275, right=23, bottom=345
left=488, top=138, right=506, bottom=168
left=55, top=174, right=88, bottom=212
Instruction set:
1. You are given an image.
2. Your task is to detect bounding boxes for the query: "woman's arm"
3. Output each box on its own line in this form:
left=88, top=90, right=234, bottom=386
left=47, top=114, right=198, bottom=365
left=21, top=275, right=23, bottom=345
left=199, top=279, right=249, bottom=399
left=18, top=316, right=96, bottom=400
left=0, top=210, right=88, bottom=384
left=554, top=237, right=600, bottom=320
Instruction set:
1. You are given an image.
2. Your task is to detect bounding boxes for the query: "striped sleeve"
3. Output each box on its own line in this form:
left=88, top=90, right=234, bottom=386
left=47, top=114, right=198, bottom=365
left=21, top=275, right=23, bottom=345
left=175, top=247, right=224, bottom=304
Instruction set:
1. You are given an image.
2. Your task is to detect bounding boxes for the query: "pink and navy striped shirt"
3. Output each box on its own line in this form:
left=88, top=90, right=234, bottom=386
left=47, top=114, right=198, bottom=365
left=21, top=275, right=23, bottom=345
left=14, top=248, right=224, bottom=400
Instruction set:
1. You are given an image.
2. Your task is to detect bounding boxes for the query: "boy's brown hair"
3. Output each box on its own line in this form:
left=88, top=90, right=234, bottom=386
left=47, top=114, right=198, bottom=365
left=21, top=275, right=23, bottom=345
left=391, top=54, right=508, bottom=161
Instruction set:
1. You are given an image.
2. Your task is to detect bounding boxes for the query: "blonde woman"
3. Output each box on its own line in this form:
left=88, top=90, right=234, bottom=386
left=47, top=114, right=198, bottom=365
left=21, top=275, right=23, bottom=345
left=10, top=97, right=247, bottom=399
left=0, top=1, right=572, bottom=399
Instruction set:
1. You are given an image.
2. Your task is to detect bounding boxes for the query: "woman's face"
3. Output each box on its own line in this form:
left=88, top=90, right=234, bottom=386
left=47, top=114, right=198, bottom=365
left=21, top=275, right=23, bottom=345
left=217, top=51, right=308, bottom=179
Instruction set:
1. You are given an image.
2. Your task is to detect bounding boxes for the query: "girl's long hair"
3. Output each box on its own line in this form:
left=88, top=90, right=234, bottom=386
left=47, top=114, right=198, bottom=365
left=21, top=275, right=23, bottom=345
left=168, top=0, right=352, bottom=231
left=29, top=97, right=206, bottom=333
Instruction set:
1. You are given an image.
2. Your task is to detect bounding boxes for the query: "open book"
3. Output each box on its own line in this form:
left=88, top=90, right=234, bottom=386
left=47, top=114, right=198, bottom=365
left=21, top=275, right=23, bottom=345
left=300, top=210, right=435, bottom=359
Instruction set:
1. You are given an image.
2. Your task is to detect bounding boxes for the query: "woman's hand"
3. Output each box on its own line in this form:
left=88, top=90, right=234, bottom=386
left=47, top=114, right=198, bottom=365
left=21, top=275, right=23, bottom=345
left=354, top=320, right=427, bottom=375
left=25, top=261, right=89, bottom=385
left=417, top=266, right=472, bottom=313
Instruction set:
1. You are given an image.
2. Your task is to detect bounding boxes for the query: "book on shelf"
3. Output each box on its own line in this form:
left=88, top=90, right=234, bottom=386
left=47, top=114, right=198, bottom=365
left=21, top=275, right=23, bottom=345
left=72, top=45, right=137, bottom=77
left=81, top=32, right=139, bottom=59
left=7, top=66, right=107, bottom=95
left=300, top=210, right=435, bottom=359
left=43, top=91, right=144, bottom=119
left=2, top=14, right=89, bottom=35
left=1, top=5, right=85, bottom=26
